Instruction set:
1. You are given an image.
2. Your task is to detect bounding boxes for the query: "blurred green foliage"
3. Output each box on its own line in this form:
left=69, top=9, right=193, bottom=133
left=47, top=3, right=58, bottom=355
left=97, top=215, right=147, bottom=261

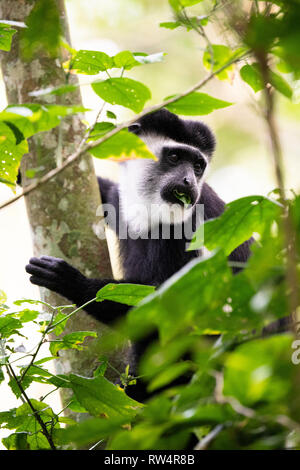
left=0, top=0, right=299, bottom=451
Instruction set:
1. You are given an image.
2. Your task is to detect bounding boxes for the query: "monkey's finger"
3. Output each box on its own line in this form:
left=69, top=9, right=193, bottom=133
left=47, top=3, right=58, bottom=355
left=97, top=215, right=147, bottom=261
left=40, top=255, right=63, bottom=262
left=28, top=256, right=54, bottom=269
left=25, top=263, right=59, bottom=281
left=28, top=256, right=67, bottom=273
left=29, top=275, right=59, bottom=291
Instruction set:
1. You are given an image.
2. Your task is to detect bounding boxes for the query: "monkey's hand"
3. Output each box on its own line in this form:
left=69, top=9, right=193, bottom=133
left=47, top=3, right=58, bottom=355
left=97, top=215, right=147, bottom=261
left=25, top=256, right=88, bottom=303
left=26, top=256, right=133, bottom=323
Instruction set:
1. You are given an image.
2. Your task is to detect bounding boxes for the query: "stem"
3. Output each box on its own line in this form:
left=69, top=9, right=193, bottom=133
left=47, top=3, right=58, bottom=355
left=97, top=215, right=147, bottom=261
left=194, top=424, right=224, bottom=450
left=6, top=363, right=57, bottom=450
left=0, top=51, right=248, bottom=211
left=20, top=310, right=55, bottom=381
left=256, top=52, right=299, bottom=331
left=181, top=7, right=215, bottom=72
left=47, top=297, right=97, bottom=333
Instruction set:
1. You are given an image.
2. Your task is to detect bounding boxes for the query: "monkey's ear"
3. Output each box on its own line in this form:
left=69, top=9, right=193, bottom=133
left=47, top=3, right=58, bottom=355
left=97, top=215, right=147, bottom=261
left=128, top=123, right=141, bottom=134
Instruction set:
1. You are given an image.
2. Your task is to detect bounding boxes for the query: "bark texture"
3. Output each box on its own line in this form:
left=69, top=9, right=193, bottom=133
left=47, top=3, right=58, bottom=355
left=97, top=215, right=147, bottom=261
left=0, top=0, right=128, bottom=416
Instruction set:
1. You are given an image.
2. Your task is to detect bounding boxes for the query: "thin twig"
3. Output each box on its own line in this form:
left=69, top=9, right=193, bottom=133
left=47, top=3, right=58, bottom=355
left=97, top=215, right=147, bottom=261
left=6, top=363, right=57, bottom=450
left=20, top=310, right=56, bottom=381
left=213, top=371, right=255, bottom=418
left=89, top=439, right=104, bottom=450
left=256, top=51, right=299, bottom=331
left=46, top=297, right=97, bottom=332
left=194, top=424, right=224, bottom=450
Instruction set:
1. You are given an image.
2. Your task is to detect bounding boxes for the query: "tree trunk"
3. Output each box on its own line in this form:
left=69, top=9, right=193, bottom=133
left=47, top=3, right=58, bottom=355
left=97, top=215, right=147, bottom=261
left=0, top=0, right=126, bottom=418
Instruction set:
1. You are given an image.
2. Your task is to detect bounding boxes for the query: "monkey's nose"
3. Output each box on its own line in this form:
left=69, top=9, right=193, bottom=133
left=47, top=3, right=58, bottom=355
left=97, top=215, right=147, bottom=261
left=183, top=177, right=191, bottom=186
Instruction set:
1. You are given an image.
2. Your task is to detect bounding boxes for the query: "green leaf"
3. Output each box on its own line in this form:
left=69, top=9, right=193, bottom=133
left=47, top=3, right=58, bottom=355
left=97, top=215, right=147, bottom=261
left=20, top=0, right=62, bottom=59
left=13, top=298, right=52, bottom=307
left=169, top=0, right=204, bottom=11
left=113, top=50, right=140, bottom=70
left=166, top=92, right=232, bottom=115
left=0, top=290, right=7, bottom=304
left=15, top=309, right=39, bottom=323
left=148, top=362, right=192, bottom=392
left=0, top=23, right=17, bottom=51
left=224, top=335, right=293, bottom=407
left=203, top=45, right=239, bottom=80
left=93, top=356, right=108, bottom=377
left=2, top=432, right=29, bottom=450
left=106, top=110, right=117, bottom=119
left=71, top=49, right=164, bottom=74
left=53, top=311, right=69, bottom=336
left=0, top=177, right=14, bottom=186
left=72, top=50, right=114, bottom=74
left=272, top=46, right=294, bottom=74
left=34, top=357, right=57, bottom=366
left=68, top=396, right=88, bottom=413
left=89, top=129, right=157, bottom=160
left=240, top=63, right=293, bottom=98
left=8, top=376, right=34, bottom=398
left=240, top=64, right=264, bottom=92
left=96, top=283, right=155, bottom=306
left=92, top=78, right=151, bottom=113
left=22, top=364, right=51, bottom=379
left=9, top=400, right=58, bottom=449
left=88, top=122, right=116, bottom=140
left=58, top=416, right=76, bottom=425
left=189, top=195, right=281, bottom=254
left=276, top=59, right=294, bottom=74
left=69, top=374, right=143, bottom=418
left=0, top=315, right=23, bottom=338
left=269, top=71, right=293, bottom=98
left=48, top=374, right=70, bottom=388
left=56, top=416, right=128, bottom=447
left=29, top=83, right=79, bottom=98
left=144, top=337, right=198, bottom=383
left=159, top=21, right=181, bottom=30
left=0, top=409, right=18, bottom=428
left=0, top=104, right=86, bottom=139
left=0, top=121, right=28, bottom=187
left=127, top=252, right=232, bottom=343
left=49, top=331, right=97, bottom=356
left=0, top=368, right=4, bottom=384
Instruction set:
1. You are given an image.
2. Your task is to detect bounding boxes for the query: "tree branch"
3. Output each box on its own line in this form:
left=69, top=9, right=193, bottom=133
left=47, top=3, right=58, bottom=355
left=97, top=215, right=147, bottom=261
left=0, top=52, right=248, bottom=211
left=255, top=51, right=299, bottom=331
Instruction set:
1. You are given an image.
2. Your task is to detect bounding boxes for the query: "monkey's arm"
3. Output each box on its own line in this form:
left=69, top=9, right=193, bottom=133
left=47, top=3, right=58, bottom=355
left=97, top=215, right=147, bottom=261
left=26, top=177, right=123, bottom=321
left=25, top=256, right=137, bottom=324
left=200, top=182, right=225, bottom=220
left=25, top=255, right=156, bottom=402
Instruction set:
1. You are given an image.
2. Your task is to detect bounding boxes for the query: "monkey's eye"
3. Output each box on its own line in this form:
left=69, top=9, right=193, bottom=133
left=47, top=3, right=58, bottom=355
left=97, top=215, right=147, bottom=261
left=194, top=159, right=207, bottom=174
left=168, top=153, right=179, bottom=164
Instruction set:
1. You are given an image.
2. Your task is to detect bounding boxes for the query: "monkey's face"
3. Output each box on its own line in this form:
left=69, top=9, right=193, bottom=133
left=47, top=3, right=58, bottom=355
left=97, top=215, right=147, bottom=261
left=127, top=130, right=208, bottom=206
left=120, top=133, right=208, bottom=229
left=157, top=142, right=207, bottom=207
left=120, top=110, right=214, bottom=231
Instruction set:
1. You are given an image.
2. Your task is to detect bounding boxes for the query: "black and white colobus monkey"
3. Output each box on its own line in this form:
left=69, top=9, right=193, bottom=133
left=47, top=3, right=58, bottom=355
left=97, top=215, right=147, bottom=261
left=25, top=109, right=252, bottom=400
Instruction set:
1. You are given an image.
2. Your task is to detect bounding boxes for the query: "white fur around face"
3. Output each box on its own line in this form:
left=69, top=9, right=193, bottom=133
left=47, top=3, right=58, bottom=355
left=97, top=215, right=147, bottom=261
left=118, top=133, right=208, bottom=235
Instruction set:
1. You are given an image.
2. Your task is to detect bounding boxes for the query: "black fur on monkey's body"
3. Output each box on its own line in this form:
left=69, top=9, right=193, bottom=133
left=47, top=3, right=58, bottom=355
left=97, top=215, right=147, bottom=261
left=26, top=109, right=253, bottom=401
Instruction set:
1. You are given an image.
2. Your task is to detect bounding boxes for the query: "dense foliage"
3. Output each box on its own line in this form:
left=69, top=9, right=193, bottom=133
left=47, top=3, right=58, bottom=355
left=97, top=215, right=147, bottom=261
left=0, top=0, right=299, bottom=450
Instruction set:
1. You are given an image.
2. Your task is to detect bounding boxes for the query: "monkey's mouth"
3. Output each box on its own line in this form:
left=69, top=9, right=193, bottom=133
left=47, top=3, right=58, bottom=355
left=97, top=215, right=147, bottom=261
left=173, top=189, right=192, bottom=206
